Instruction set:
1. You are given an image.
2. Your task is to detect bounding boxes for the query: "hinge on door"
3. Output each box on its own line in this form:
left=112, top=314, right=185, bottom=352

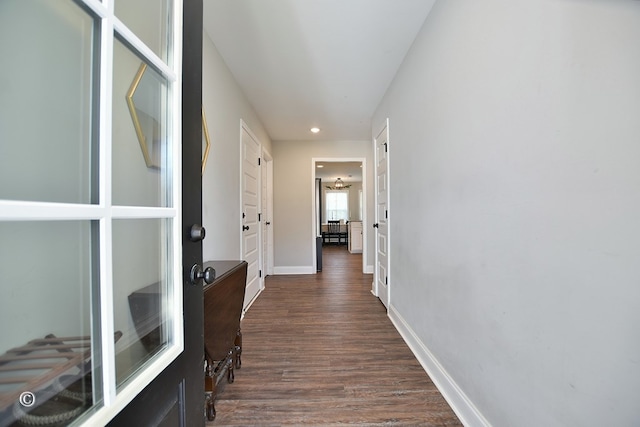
left=258, top=157, right=261, bottom=166
left=242, top=212, right=245, bottom=219
left=384, top=142, right=388, bottom=152
left=259, top=269, right=262, bottom=278
left=385, top=276, right=388, bottom=285
left=385, top=210, right=388, bottom=219
left=258, top=213, right=261, bottom=222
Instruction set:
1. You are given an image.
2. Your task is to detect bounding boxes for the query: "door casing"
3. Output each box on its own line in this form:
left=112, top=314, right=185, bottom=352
left=311, top=157, right=368, bottom=274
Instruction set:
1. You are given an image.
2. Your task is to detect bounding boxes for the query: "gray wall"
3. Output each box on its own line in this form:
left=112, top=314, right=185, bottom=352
left=202, top=33, right=272, bottom=260
left=373, top=1, right=640, bottom=426
left=273, top=140, right=373, bottom=272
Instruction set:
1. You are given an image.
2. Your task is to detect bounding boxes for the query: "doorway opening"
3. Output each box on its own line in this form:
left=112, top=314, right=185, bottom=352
left=312, top=158, right=367, bottom=274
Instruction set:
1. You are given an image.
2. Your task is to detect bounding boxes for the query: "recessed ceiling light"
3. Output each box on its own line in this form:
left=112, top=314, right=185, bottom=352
left=310, top=127, right=320, bottom=133
left=316, top=164, right=324, bottom=168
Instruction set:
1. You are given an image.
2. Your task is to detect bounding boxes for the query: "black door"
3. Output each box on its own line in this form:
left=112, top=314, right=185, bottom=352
left=109, top=1, right=204, bottom=425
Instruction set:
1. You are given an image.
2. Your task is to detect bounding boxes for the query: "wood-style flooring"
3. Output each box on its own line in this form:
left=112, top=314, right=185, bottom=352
left=212, top=246, right=462, bottom=426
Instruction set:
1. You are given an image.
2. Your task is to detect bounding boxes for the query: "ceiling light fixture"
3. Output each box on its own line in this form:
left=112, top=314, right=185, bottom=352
left=326, top=177, right=351, bottom=190
left=310, top=127, right=320, bottom=133
left=316, top=164, right=324, bottom=168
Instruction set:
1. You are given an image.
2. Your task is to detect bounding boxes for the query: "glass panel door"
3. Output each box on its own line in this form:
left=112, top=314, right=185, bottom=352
left=0, top=0, right=96, bottom=204
left=114, top=0, right=172, bottom=62
left=0, top=0, right=182, bottom=425
left=0, top=221, right=102, bottom=426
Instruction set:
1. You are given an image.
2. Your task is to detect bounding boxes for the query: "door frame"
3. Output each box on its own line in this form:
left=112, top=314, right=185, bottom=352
left=261, top=149, right=274, bottom=277
left=311, top=157, right=368, bottom=274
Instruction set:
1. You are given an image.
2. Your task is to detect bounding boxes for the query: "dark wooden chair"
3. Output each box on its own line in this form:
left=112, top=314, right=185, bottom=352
left=323, top=220, right=347, bottom=245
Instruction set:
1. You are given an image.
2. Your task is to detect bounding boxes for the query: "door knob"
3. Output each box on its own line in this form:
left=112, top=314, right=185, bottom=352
left=242, top=225, right=250, bottom=231
left=265, top=222, right=271, bottom=225
left=190, top=264, right=216, bottom=285
left=189, top=224, right=206, bottom=242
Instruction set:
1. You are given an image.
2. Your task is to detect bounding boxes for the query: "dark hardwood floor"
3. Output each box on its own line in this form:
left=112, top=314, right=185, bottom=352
left=212, top=245, right=462, bottom=426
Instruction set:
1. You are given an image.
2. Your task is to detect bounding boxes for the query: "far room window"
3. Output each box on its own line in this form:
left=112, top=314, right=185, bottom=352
left=326, top=190, right=349, bottom=221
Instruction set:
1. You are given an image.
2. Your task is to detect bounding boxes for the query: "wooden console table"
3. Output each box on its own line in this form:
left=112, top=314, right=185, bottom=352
left=127, top=261, right=247, bottom=422
left=203, top=260, right=247, bottom=422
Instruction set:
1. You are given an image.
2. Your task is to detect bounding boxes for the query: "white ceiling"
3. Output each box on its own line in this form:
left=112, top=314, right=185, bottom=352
left=203, top=0, right=435, bottom=141
left=315, top=161, right=363, bottom=182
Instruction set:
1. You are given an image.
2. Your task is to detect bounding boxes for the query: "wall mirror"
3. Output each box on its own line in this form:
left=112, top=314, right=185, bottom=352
left=126, top=63, right=163, bottom=169
left=127, top=62, right=211, bottom=173
left=202, top=108, right=211, bottom=175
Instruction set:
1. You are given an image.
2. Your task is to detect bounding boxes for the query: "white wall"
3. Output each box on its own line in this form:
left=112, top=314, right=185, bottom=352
left=373, top=1, right=640, bottom=426
left=202, top=33, right=272, bottom=260
left=273, top=140, right=373, bottom=271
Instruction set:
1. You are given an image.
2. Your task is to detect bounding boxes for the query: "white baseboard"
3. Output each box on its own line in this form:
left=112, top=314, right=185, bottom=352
left=241, top=287, right=263, bottom=319
left=364, top=265, right=374, bottom=274
left=388, top=305, right=491, bottom=427
left=273, top=266, right=315, bottom=275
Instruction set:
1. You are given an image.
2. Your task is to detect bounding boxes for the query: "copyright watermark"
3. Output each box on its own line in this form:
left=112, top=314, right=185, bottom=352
left=19, top=392, right=35, bottom=407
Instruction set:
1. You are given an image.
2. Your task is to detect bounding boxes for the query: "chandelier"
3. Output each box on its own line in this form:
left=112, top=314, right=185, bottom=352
left=326, top=177, right=351, bottom=190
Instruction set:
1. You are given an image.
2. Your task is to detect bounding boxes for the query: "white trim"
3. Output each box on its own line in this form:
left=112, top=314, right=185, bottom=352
left=261, top=149, right=274, bottom=277
left=98, top=0, right=117, bottom=407
left=113, top=18, right=176, bottom=82
left=111, top=206, right=178, bottom=218
left=389, top=305, right=491, bottom=427
left=273, top=266, right=316, bottom=275
left=361, top=159, right=368, bottom=274
left=242, top=287, right=264, bottom=315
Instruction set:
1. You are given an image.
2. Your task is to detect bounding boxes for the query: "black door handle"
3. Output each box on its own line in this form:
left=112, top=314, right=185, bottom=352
left=189, top=224, right=206, bottom=242
left=265, top=222, right=271, bottom=225
left=190, top=264, right=216, bottom=285
left=242, top=225, right=250, bottom=231
left=373, top=223, right=379, bottom=228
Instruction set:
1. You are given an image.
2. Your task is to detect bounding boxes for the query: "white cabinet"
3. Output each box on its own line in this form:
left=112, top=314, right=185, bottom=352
left=348, top=221, right=363, bottom=253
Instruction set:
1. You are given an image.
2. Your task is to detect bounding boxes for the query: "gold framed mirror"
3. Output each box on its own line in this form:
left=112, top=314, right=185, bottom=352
left=202, top=108, right=211, bottom=175
left=127, top=62, right=211, bottom=173
left=126, top=63, right=161, bottom=169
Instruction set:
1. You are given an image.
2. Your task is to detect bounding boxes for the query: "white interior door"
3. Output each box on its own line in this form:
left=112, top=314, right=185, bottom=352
left=374, top=119, right=390, bottom=309
left=241, top=122, right=261, bottom=311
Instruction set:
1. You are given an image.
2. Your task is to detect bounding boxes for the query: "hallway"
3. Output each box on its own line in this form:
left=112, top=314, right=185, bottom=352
left=213, top=246, right=462, bottom=426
